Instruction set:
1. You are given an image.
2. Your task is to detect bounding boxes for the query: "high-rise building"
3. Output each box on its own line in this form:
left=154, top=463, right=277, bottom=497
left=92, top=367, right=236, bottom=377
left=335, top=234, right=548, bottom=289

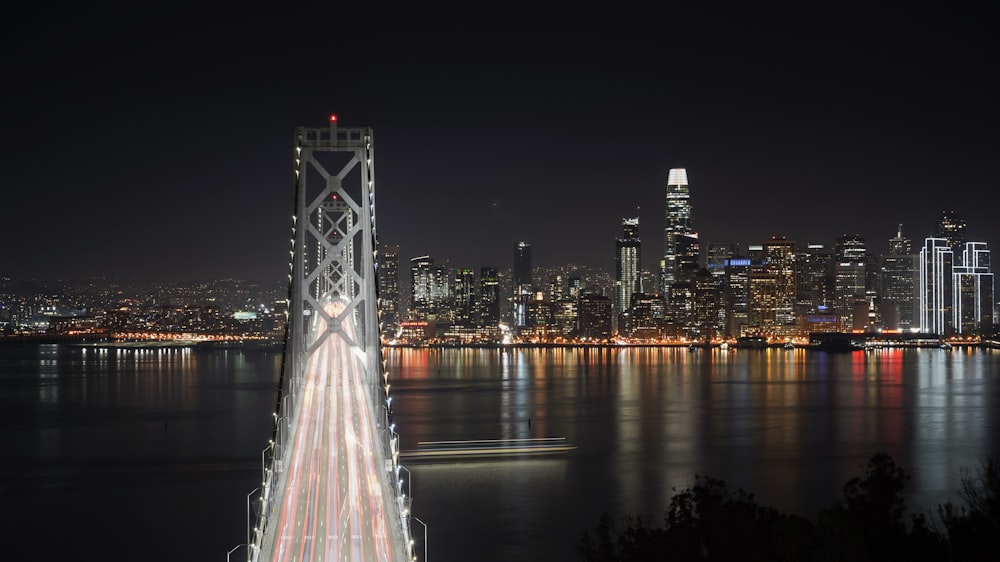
left=692, top=268, right=721, bottom=339
left=706, top=242, right=737, bottom=278
left=478, top=267, right=500, bottom=335
left=410, top=255, right=434, bottom=319
left=880, top=225, right=917, bottom=330
left=662, top=168, right=699, bottom=298
left=552, top=298, right=578, bottom=338
left=833, top=234, right=868, bottom=328
left=723, top=256, right=751, bottom=337
left=578, top=294, right=613, bottom=340
left=747, top=238, right=796, bottom=336
left=513, top=242, right=532, bottom=327
left=936, top=210, right=967, bottom=258
left=377, top=244, right=400, bottom=337
left=454, top=268, right=476, bottom=324
left=409, top=256, right=452, bottom=320
left=615, top=216, right=641, bottom=331
left=707, top=242, right=737, bottom=331
left=796, top=243, right=832, bottom=316
left=919, top=238, right=954, bottom=335
left=514, top=242, right=532, bottom=287
left=764, top=237, right=797, bottom=327
left=953, top=242, right=994, bottom=335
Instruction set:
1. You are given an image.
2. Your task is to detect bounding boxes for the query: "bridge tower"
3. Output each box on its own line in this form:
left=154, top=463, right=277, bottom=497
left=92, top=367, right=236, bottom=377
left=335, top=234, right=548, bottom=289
left=245, top=118, right=416, bottom=562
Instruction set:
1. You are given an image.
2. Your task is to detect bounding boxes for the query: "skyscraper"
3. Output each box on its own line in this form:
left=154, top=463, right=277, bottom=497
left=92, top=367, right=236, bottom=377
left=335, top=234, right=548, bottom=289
left=919, top=238, right=954, bottom=335
left=953, top=242, right=994, bottom=335
left=936, top=210, right=967, bottom=257
left=796, top=243, right=832, bottom=316
left=615, top=216, right=641, bottom=331
left=410, top=255, right=434, bottom=319
left=514, top=242, right=532, bottom=287
left=834, top=234, right=868, bottom=328
left=513, top=242, right=532, bottom=327
left=662, top=168, right=699, bottom=297
left=478, top=267, right=500, bottom=335
left=747, top=237, right=796, bottom=335
left=765, top=237, right=797, bottom=327
left=377, top=244, right=400, bottom=337
left=454, top=268, right=476, bottom=324
left=880, top=225, right=917, bottom=330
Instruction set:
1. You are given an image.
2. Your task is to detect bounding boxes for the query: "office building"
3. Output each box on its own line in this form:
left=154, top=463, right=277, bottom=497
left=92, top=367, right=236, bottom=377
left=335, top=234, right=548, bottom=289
left=662, top=168, right=699, bottom=297
left=513, top=242, right=532, bottom=327
left=377, top=244, right=400, bottom=337
left=953, top=242, right=994, bottom=335
left=833, top=234, right=868, bottom=328
left=615, top=216, right=641, bottom=331
left=936, top=210, right=967, bottom=257
left=796, top=243, right=832, bottom=316
left=880, top=225, right=917, bottom=330
left=919, top=238, right=954, bottom=335
left=477, top=267, right=500, bottom=337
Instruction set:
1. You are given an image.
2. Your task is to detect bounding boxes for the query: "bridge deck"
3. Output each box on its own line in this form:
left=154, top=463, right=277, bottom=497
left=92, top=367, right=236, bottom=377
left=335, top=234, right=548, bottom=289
left=262, top=305, right=406, bottom=561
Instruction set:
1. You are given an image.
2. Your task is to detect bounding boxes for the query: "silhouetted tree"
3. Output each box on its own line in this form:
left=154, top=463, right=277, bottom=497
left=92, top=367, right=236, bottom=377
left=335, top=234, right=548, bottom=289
left=938, top=454, right=1000, bottom=561
left=814, top=453, right=947, bottom=561
left=578, top=476, right=815, bottom=561
left=578, top=453, right=1000, bottom=561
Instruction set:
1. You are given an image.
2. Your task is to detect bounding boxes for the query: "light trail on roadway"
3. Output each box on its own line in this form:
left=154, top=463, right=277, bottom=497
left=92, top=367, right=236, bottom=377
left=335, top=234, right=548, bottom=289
left=267, top=300, right=406, bottom=562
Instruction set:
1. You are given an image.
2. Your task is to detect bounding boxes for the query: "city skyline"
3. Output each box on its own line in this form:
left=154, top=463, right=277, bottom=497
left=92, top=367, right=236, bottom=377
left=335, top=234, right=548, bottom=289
left=3, top=5, right=998, bottom=282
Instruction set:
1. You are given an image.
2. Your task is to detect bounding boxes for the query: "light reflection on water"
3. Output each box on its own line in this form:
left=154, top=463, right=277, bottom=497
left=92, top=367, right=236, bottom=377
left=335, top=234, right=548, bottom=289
left=389, top=346, right=1000, bottom=562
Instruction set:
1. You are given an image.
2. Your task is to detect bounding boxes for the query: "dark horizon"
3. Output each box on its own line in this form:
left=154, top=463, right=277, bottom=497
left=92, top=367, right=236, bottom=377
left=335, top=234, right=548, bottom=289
left=3, top=5, right=997, bottom=282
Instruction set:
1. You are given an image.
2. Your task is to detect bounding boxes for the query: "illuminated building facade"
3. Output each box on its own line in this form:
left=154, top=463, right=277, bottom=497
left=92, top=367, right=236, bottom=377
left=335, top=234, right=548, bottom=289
left=723, top=257, right=751, bottom=337
left=880, top=225, right=917, bottom=330
left=377, top=244, right=400, bottom=337
left=578, top=294, right=612, bottom=340
left=747, top=238, right=796, bottom=336
left=662, top=168, right=699, bottom=298
left=953, top=242, right=994, bottom=335
left=615, top=216, right=641, bottom=332
left=513, top=242, right=532, bottom=328
left=765, top=237, right=797, bottom=326
left=477, top=267, right=500, bottom=332
left=454, top=268, right=476, bottom=324
left=409, top=256, right=452, bottom=321
left=919, top=238, right=954, bottom=335
left=552, top=298, right=578, bottom=337
left=937, top=210, right=967, bottom=256
left=796, top=244, right=832, bottom=316
left=692, top=268, right=721, bottom=339
left=834, top=234, right=868, bottom=328
left=624, top=293, right=660, bottom=339
left=707, top=242, right=736, bottom=329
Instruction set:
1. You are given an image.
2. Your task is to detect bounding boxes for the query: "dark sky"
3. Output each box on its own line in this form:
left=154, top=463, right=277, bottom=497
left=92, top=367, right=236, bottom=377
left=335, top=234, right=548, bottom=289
left=3, top=4, right=998, bottom=283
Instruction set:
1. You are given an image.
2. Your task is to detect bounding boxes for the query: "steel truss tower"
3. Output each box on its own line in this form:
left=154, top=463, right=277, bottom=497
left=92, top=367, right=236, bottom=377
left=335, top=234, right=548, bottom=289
left=248, top=120, right=415, bottom=562
left=291, top=120, right=379, bottom=375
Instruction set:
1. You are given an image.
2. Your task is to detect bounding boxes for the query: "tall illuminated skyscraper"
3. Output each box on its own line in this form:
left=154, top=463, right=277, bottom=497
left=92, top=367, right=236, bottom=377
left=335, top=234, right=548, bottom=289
left=936, top=210, right=967, bottom=257
left=880, top=225, right=917, bottom=330
left=953, top=242, right=994, bottom=335
left=919, top=238, right=954, bottom=335
left=662, top=168, right=698, bottom=298
left=377, top=244, right=400, bottom=337
left=615, top=216, right=641, bottom=330
left=796, top=243, right=832, bottom=315
left=513, top=242, right=532, bottom=327
left=833, top=234, right=868, bottom=328
left=478, top=266, right=500, bottom=335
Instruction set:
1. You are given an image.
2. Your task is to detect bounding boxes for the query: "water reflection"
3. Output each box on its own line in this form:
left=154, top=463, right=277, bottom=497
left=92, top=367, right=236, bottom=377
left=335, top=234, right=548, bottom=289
left=388, top=346, right=1000, bottom=562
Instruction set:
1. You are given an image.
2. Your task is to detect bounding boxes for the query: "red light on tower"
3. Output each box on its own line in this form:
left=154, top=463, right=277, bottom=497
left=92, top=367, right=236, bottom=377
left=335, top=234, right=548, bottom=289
left=329, top=114, right=337, bottom=123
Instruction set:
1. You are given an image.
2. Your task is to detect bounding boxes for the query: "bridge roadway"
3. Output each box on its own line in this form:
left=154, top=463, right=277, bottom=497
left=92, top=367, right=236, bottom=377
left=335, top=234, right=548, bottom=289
left=264, top=301, right=407, bottom=562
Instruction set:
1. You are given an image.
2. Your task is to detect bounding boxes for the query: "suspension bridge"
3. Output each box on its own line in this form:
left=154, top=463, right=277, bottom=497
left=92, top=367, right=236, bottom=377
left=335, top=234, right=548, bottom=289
left=234, top=119, right=420, bottom=561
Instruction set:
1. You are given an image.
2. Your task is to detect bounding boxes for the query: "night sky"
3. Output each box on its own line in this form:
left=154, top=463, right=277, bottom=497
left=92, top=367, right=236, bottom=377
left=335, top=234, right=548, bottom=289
left=3, top=4, right=998, bottom=283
